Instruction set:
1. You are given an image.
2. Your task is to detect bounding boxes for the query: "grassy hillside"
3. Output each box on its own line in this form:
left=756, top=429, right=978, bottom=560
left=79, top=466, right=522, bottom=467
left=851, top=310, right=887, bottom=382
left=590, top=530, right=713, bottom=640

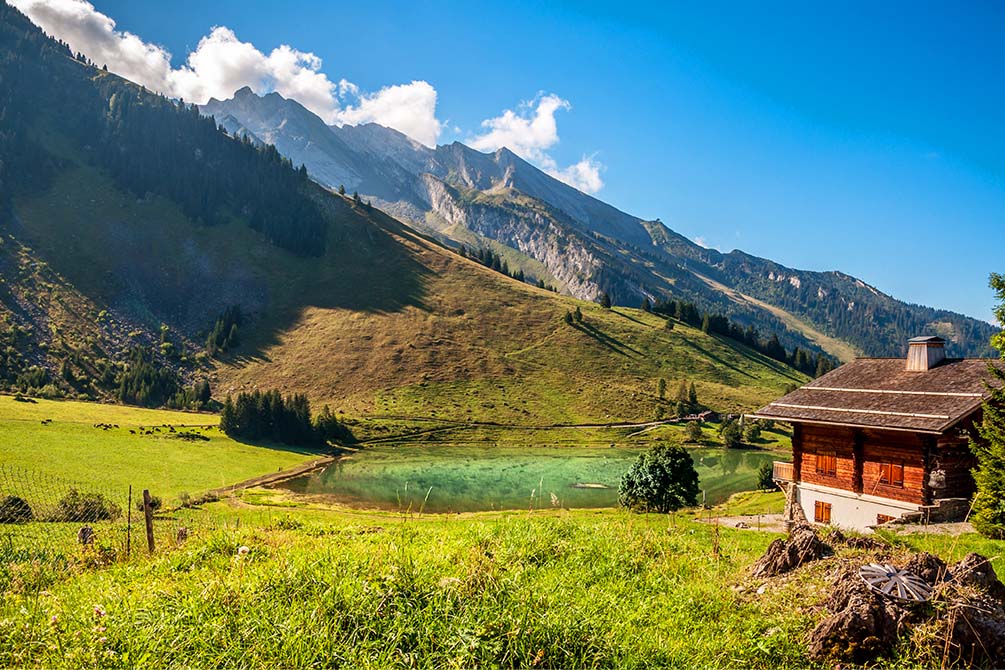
left=10, top=159, right=805, bottom=423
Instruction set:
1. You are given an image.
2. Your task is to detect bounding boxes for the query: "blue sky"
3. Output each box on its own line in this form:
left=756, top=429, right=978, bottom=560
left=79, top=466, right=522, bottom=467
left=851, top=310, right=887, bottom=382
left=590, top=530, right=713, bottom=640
left=19, top=0, right=1005, bottom=322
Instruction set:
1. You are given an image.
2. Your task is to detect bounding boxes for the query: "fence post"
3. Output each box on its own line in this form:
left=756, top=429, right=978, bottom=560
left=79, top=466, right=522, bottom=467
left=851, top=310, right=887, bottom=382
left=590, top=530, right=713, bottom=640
left=142, top=489, right=155, bottom=554
left=126, top=485, right=132, bottom=558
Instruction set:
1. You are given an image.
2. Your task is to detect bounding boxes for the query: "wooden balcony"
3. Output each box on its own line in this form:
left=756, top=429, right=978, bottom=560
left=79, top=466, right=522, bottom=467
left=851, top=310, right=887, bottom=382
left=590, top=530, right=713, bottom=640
left=773, top=461, right=794, bottom=482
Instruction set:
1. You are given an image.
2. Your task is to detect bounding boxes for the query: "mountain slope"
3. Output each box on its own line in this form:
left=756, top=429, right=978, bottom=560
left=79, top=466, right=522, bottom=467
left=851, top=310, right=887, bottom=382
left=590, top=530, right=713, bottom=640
left=200, top=89, right=996, bottom=360
left=0, top=2, right=803, bottom=421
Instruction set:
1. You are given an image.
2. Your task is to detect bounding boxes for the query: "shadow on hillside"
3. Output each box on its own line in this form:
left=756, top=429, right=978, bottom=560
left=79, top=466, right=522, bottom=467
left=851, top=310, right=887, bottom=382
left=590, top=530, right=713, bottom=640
left=572, top=321, right=643, bottom=357
left=16, top=179, right=435, bottom=364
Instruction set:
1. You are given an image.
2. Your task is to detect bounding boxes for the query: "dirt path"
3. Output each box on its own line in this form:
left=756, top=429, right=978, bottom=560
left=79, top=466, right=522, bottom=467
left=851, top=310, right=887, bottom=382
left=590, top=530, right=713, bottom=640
left=208, top=455, right=337, bottom=496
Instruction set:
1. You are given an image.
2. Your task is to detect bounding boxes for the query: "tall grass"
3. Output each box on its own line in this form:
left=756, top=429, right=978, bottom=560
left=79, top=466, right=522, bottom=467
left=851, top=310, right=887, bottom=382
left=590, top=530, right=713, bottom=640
left=0, top=510, right=811, bottom=668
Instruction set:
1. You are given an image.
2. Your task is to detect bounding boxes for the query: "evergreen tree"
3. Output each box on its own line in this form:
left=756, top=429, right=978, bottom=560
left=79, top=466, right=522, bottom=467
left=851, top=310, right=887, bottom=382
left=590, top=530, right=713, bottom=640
left=573, top=306, right=583, bottom=322
left=657, top=378, right=667, bottom=400
left=676, top=380, right=689, bottom=405
left=338, top=184, right=346, bottom=195
left=600, top=292, right=612, bottom=308
left=971, top=273, right=1005, bottom=538
left=688, top=382, right=698, bottom=407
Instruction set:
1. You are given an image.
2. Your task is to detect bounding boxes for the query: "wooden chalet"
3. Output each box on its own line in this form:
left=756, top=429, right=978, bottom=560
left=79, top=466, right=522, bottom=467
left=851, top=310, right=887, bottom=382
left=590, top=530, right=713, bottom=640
left=750, top=336, right=997, bottom=531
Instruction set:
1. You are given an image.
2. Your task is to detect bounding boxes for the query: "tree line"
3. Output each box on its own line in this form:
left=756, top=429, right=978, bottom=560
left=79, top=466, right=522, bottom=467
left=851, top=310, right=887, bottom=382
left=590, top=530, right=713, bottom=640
left=220, top=390, right=353, bottom=446
left=645, top=297, right=836, bottom=377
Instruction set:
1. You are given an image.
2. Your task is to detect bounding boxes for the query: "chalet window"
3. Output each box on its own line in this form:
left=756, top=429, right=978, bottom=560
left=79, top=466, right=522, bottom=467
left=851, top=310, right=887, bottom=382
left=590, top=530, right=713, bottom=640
left=879, top=461, right=905, bottom=487
left=814, top=501, right=832, bottom=524
left=815, top=452, right=837, bottom=477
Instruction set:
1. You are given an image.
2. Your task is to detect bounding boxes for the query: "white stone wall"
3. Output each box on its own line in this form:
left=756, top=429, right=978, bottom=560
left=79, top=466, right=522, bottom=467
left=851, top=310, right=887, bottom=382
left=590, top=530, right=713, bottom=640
left=796, top=482, right=922, bottom=532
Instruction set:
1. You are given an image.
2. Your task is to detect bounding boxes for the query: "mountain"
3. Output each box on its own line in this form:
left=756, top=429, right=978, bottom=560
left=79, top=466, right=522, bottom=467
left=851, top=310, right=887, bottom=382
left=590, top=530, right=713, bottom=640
left=200, top=89, right=997, bottom=361
left=0, top=1, right=804, bottom=421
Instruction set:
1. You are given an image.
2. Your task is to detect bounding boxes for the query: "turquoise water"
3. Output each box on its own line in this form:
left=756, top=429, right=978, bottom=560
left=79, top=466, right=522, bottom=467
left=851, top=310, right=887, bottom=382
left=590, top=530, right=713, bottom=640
left=271, top=444, right=777, bottom=513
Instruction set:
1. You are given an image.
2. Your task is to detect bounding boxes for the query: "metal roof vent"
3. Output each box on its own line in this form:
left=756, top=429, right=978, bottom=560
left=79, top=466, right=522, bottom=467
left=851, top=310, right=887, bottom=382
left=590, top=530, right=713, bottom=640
left=906, top=336, right=946, bottom=372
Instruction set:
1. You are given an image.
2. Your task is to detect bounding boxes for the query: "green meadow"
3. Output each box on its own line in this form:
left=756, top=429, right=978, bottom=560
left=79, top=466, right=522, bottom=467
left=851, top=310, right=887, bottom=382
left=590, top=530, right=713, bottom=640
left=0, top=395, right=318, bottom=499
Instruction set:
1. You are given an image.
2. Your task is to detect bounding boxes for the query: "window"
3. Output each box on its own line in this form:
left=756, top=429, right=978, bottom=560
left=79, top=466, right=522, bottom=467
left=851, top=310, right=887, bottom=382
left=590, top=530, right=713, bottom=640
left=879, top=461, right=904, bottom=487
left=815, top=452, right=837, bottom=477
left=814, top=501, right=832, bottom=524
left=876, top=514, right=896, bottom=525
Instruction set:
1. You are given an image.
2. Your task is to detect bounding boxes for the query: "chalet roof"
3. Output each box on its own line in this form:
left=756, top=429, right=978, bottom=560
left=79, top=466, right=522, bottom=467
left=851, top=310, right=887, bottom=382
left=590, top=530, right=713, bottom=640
left=750, top=358, right=1000, bottom=434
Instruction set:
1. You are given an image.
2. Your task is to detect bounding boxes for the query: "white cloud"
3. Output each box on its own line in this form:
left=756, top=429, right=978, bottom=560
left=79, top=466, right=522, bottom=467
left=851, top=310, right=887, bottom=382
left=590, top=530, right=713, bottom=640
left=469, top=94, right=605, bottom=194
left=333, top=81, right=441, bottom=147
left=11, top=0, right=443, bottom=146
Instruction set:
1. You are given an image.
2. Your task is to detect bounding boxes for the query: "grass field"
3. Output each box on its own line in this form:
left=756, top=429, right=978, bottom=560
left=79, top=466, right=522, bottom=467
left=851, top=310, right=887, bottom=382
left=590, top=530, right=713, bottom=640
left=1, top=501, right=1002, bottom=669
left=0, top=395, right=319, bottom=500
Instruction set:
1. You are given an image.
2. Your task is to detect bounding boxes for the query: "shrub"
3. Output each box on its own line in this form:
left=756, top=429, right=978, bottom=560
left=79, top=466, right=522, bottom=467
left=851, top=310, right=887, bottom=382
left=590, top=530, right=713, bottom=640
left=756, top=462, right=775, bottom=491
left=684, top=421, right=703, bottom=443
left=744, top=421, right=762, bottom=443
left=619, top=444, right=700, bottom=513
left=721, top=421, right=742, bottom=449
left=53, top=488, right=121, bottom=522
left=0, top=495, right=33, bottom=523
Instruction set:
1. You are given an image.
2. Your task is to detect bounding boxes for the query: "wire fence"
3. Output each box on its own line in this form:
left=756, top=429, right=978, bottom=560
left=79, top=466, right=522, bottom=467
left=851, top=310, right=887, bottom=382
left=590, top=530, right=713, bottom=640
left=0, top=465, right=221, bottom=567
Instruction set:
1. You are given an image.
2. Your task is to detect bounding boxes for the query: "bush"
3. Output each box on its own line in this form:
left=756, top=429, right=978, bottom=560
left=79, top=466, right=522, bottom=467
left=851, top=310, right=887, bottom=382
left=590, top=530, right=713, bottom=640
left=721, top=421, right=742, bottom=449
left=744, top=421, right=762, bottom=443
left=756, top=462, right=776, bottom=491
left=619, top=444, right=700, bottom=513
left=53, top=488, right=121, bottom=522
left=0, top=495, right=33, bottom=523
left=684, top=421, right=703, bottom=443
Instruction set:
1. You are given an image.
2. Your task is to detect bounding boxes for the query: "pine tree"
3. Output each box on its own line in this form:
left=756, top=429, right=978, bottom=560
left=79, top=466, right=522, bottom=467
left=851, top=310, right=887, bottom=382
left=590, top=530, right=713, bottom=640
left=971, top=273, right=1005, bottom=538
left=600, top=292, right=612, bottom=308
left=676, top=380, right=689, bottom=405
left=338, top=184, right=346, bottom=195
left=688, top=382, right=698, bottom=407
left=657, top=378, right=667, bottom=400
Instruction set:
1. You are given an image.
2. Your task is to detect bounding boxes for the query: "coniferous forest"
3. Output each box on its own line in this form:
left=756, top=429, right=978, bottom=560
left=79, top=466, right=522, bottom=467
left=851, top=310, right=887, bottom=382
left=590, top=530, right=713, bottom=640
left=0, top=4, right=326, bottom=257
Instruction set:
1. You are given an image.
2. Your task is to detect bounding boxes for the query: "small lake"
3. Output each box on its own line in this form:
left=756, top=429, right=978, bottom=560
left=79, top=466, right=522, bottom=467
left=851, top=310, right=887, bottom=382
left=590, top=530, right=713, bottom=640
left=270, top=445, right=780, bottom=513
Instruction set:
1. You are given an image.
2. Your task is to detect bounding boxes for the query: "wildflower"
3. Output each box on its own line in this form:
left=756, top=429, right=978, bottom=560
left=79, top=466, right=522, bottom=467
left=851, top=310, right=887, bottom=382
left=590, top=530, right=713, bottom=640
left=237, top=545, right=250, bottom=557
left=93, top=604, right=106, bottom=619
left=550, top=492, right=559, bottom=507
left=98, top=636, right=107, bottom=644
left=49, top=615, right=58, bottom=626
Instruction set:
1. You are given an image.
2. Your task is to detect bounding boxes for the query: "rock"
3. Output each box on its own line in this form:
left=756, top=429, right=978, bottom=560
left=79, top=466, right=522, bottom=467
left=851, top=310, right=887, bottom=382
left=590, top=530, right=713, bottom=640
left=751, top=524, right=830, bottom=578
left=950, top=553, right=1005, bottom=604
left=902, top=552, right=948, bottom=586
left=735, top=521, right=750, bottom=529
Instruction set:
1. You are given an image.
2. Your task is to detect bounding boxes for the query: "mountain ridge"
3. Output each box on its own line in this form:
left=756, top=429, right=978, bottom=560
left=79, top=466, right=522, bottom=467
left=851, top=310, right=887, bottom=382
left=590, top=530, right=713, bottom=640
left=199, top=88, right=996, bottom=360
left=0, top=1, right=804, bottom=421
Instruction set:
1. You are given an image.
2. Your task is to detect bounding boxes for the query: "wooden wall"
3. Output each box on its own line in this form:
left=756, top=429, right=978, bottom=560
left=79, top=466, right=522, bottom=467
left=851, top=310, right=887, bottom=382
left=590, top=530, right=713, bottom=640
left=797, top=425, right=856, bottom=490
left=860, top=429, right=927, bottom=504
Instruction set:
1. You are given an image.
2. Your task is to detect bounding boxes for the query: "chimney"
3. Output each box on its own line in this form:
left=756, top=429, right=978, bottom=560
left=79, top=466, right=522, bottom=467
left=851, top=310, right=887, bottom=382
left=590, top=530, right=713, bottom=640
left=906, top=336, right=946, bottom=372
